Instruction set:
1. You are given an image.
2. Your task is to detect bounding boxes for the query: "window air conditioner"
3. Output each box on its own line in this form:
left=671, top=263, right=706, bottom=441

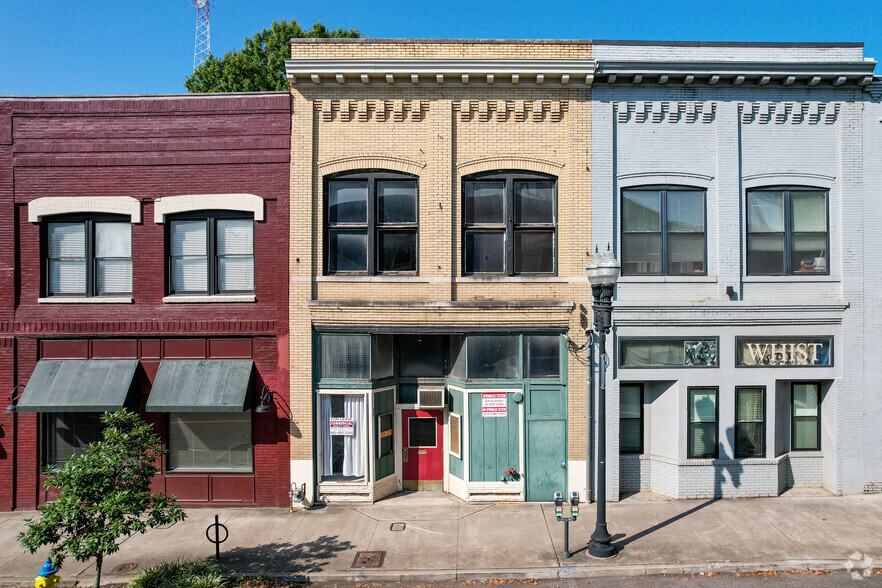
left=417, top=385, right=446, bottom=409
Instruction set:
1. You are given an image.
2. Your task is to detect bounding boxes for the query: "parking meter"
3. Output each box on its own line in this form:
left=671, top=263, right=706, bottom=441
left=554, top=492, right=564, bottom=520
left=570, top=491, right=580, bottom=519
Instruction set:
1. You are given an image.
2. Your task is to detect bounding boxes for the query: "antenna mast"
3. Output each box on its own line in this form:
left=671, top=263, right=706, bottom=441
left=192, top=0, right=210, bottom=70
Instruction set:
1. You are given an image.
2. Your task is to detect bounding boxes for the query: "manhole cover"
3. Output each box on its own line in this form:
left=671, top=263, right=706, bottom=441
left=352, top=551, right=385, bottom=568
left=113, top=563, right=139, bottom=573
left=390, top=522, right=406, bottom=531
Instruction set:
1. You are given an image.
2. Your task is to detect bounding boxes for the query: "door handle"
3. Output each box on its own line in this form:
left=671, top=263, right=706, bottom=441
left=561, top=461, right=567, bottom=469
left=403, top=447, right=408, bottom=462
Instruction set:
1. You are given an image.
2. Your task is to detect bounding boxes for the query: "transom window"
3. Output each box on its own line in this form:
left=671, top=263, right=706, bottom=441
left=747, top=189, right=828, bottom=275
left=463, top=172, right=557, bottom=275
left=325, top=171, right=418, bottom=274
left=168, top=212, right=254, bottom=295
left=622, top=187, right=706, bottom=275
left=45, top=216, right=132, bottom=297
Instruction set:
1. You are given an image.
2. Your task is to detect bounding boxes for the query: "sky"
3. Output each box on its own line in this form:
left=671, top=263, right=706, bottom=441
left=1, top=0, right=879, bottom=95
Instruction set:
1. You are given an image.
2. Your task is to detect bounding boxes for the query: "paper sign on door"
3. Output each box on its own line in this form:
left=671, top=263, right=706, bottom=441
left=481, top=392, right=508, bottom=418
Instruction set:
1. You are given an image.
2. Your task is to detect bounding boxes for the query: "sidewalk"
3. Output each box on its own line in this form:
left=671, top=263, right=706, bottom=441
left=1, top=491, right=880, bottom=587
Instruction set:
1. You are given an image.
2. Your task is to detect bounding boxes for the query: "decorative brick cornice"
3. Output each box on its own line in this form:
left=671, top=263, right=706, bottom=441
left=453, top=100, right=568, bottom=122
left=740, top=102, right=840, bottom=124
left=457, top=156, right=564, bottom=177
left=318, top=155, right=426, bottom=176
left=287, top=58, right=595, bottom=87
left=314, top=99, right=428, bottom=122
left=12, top=320, right=277, bottom=336
left=615, top=101, right=716, bottom=124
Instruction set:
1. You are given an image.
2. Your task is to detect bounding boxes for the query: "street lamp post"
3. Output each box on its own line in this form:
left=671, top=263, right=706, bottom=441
left=586, top=246, right=620, bottom=559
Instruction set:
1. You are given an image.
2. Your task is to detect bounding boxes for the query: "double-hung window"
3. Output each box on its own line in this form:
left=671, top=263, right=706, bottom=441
left=746, top=189, right=828, bottom=275
left=463, top=172, right=556, bottom=275
left=325, top=171, right=418, bottom=274
left=735, top=387, right=765, bottom=458
left=619, top=384, right=643, bottom=454
left=45, top=216, right=132, bottom=297
left=688, top=387, right=718, bottom=459
left=168, top=213, right=254, bottom=295
left=622, top=187, right=706, bottom=275
left=792, top=383, right=821, bottom=450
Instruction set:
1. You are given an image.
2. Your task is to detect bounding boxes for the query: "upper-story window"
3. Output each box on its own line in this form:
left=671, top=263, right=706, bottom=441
left=622, top=187, right=706, bottom=276
left=44, top=215, right=132, bottom=297
left=746, top=188, right=828, bottom=275
left=168, top=212, right=254, bottom=295
left=325, top=171, right=418, bottom=275
left=462, top=171, right=557, bottom=275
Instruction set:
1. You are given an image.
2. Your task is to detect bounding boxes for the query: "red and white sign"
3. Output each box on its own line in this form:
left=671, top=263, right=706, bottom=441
left=481, top=392, right=508, bottom=418
left=329, top=417, right=354, bottom=436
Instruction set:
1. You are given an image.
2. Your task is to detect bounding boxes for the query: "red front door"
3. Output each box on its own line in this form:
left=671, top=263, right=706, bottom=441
left=402, top=409, right=444, bottom=491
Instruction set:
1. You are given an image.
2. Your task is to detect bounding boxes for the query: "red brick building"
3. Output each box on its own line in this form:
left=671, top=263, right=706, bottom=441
left=0, top=92, right=291, bottom=510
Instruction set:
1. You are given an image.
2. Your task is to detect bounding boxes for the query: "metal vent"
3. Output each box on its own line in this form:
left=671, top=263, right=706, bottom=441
left=417, top=386, right=445, bottom=409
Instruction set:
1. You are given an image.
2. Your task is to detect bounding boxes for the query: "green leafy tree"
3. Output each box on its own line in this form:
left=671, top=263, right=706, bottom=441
left=185, top=18, right=361, bottom=92
left=18, top=409, right=186, bottom=588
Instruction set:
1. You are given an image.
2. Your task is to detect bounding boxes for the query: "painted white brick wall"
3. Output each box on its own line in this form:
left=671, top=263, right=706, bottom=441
left=592, top=44, right=869, bottom=500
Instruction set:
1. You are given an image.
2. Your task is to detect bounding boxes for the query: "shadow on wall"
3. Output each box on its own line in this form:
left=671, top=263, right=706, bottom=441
left=218, top=534, right=355, bottom=576
left=715, top=427, right=743, bottom=498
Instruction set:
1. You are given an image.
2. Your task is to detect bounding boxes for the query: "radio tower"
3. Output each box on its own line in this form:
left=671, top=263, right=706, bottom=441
left=192, top=0, right=210, bottom=70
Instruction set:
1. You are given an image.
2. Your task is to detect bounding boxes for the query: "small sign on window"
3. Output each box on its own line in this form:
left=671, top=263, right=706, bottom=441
left=329, top=417, right=355, bottom=436
left=481, top=392, right=508, bottom=418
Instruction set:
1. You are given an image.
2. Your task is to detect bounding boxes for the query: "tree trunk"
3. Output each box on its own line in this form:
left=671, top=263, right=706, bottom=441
left=95, top=553, right=103, bottom=588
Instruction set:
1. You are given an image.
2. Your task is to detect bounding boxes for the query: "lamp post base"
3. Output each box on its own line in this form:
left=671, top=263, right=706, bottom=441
left=587, top=523, right=616, bottom=558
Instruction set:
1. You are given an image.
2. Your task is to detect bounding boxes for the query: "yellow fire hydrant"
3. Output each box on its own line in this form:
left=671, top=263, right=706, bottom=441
left=35, top=557, right=60, bottom=588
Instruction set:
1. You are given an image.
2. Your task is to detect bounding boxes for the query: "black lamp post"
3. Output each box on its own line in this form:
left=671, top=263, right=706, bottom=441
left=586, top=246, right=620, bottom=559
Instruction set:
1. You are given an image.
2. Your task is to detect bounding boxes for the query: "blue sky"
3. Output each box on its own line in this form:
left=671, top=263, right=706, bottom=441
left=1, top=0, right=879, bottom=95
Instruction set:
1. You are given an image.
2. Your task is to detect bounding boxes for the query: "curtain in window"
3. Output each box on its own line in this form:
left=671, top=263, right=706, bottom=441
left=95, top=222, right=132, bottom=294
left=689, top=390, right=717, bottom=458
left=170, top=220, right=207, bottom=292
left=343, top=395, right=365, bottom=478
left=217, top=219, right=254, bottom=291
left=48, top=223, right=86, bottom=294
left=321, top=395, right=333, bottom=475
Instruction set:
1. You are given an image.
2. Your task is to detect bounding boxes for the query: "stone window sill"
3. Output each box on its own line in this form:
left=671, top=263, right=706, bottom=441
left=162, top=295, right=256, bottom=303
left=38, top=296, right=133, bottom=304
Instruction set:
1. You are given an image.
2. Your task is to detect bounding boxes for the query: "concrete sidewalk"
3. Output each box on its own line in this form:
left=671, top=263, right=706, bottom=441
left=1, top=491, right=881, bottom=587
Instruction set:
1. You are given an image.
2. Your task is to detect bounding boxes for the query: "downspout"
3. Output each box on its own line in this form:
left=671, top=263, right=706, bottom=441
left=586, top=328, right=595, bottom=503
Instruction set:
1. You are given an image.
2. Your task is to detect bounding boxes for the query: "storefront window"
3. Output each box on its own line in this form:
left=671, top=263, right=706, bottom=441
left=319, top=334, right=371, bottom=379
left=619, top=385, right=643, bottom=454
left=735, top=387, right=765, bottom=458
left=688, top=388, right=718, bottom=459
left=620, top=338, right=717, bottom=368
left=524, top=335, right=560, bottom=378
left=320, top=394, right=365, bottom=481
left=467, top=335, right=518, bottom=379
left=792, top=383, right=821, bottom=450
left=167, top=412, right=253, bottom=471
left=44, top=413, right=104, bottom=467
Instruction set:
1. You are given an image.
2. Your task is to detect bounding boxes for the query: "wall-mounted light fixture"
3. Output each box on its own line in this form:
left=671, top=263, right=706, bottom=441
left=5, top=384, right=26, bottom=413
left=254, top=385, right=274, bottom=414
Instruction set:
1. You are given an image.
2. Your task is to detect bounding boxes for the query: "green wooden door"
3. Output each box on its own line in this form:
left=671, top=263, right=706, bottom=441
left=525, top=384, right=567, bottom=502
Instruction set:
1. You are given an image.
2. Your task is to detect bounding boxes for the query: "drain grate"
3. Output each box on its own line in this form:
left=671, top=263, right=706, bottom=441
left=390, top=522, right=406, bottom=531
left=352, top=551, right=385, bottom=568
left=112, top=563, right=139, bottom=573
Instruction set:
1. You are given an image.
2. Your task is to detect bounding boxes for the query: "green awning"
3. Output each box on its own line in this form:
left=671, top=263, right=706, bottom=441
left=145, top=360, right=254, bottom=413
left=16, top=359, right=140, bottom=412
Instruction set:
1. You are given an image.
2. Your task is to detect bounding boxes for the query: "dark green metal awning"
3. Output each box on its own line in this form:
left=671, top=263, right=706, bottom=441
left=16, top=359, right=140, bottom=412
left=145, top=360, right=254, bottom=413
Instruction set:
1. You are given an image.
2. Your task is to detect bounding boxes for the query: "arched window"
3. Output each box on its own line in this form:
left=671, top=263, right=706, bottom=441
left=462, top=171, right=557, bottom=275
left=324, top=170, right=418, bottom=275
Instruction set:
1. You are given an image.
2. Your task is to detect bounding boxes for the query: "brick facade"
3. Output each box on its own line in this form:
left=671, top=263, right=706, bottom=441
left=0, top=93, right=291, bottom=510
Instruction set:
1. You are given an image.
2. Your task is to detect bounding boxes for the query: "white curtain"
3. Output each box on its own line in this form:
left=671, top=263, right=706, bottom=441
left=321, top=395, right=333, bottom=476
left=343, top=395, right=364, bottom=478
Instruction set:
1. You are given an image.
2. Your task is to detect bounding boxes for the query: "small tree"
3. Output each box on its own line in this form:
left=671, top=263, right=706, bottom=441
left=19, top=409, right=186, bottom=588
left=185, top=18, right=361, bottom=93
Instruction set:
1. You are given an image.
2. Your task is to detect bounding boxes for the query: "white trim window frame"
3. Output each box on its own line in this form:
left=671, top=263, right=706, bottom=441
left=317, top=389, right=369, bottom=484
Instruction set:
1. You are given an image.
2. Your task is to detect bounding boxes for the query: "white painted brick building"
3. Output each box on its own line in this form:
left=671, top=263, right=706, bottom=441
left=590, top=41, right=877, bottom=500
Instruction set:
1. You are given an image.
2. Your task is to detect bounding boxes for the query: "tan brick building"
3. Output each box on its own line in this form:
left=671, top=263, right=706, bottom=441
left=287, top=39, right=596, bottom=503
